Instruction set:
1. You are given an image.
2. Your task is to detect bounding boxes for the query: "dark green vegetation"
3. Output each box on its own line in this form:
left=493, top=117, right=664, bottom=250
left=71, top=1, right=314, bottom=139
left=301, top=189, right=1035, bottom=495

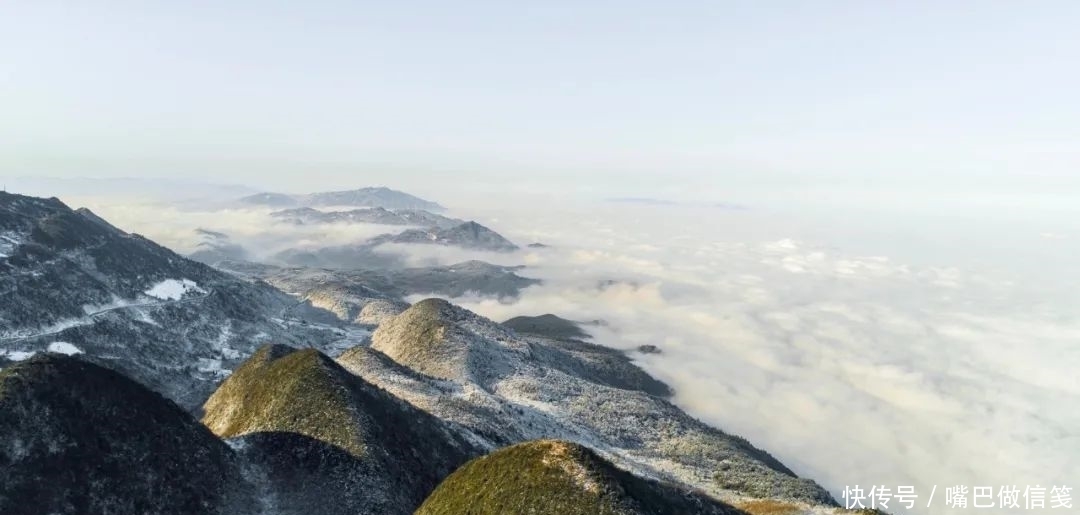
left=0, top=355, right=251, bottom=515
left=202, top=344, right=481, bottom=515
left=502, top=313, right=591, bottom=339
left=416, top=440, right=741, bottom=515
left=203, top=345, right=365, bottom=454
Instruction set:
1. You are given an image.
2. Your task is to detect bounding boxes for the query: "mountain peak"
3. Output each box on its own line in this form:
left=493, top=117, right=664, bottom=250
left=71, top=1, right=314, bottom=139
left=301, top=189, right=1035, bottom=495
left=416, top=439, right=741, bottom=515
left=383, top=221, right=519, bottom=252
left=370, top=298, right=520, bottom=385
left=201, top=344, right=479, bottom=515
left=202, top=344, right=367, bottom=455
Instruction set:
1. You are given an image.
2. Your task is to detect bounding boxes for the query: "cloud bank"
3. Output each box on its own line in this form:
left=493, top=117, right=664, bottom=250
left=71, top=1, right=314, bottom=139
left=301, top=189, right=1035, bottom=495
left=415, top=202, right=1080, bottom=515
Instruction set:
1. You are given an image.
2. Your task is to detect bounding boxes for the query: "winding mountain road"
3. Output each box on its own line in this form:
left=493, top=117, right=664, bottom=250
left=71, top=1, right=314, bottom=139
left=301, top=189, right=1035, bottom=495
left=0, top=288, right=214, bottom=345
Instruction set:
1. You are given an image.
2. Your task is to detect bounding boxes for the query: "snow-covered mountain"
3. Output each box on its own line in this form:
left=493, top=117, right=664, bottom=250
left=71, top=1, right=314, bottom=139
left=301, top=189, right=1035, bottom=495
left=349, top=299, right=837, bottom=509
left=221, top=260, right=541, bottom=303
left=0, top=192, right=343, bottom=409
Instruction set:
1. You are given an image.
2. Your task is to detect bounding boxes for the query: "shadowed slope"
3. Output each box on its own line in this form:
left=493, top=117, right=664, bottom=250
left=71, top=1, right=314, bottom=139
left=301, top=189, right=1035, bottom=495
left=0, top=355, right=252, bottom=515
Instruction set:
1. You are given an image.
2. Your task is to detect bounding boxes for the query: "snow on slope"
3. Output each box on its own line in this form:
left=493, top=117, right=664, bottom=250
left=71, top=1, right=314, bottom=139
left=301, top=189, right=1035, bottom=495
left=47, top=342, right=84, bottom=355
left=145, top=279, right=206, bottom=300
left=343, top=299, right=837, bottom=509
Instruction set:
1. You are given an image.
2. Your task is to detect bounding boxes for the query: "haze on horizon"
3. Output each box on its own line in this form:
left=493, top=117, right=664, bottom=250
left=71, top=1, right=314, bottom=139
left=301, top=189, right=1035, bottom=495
left=2, top=1, right=1079, bottom=206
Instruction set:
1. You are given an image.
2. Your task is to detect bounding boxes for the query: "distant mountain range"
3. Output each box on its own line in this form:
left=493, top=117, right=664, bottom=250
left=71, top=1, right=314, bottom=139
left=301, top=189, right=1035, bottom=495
left=271, top=207, right=462, bottom=229
left=269, top=221, right=520, bottom=269
left=219, top=259, right=541, bottom=308
left=240, top=187, right=445, bottom=212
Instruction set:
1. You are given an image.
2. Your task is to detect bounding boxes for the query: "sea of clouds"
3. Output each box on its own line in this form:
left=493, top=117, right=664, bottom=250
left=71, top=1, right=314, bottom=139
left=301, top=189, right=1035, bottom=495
left=69, top=188, right=1079, bottom=515
left=436, top=198, right=1080, bottom=515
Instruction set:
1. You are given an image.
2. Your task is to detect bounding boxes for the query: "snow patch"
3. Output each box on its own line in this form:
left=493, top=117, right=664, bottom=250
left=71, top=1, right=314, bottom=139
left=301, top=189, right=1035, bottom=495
left=47, top=342, right=84, bottom=355
left=145, top=279, right=206, bottom=300
left=3, top=350, right=37, bottom=361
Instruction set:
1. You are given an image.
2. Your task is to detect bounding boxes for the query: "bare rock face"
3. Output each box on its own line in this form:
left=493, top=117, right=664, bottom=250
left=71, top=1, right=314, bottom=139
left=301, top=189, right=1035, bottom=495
left=0, top=355, right=253, bottom=515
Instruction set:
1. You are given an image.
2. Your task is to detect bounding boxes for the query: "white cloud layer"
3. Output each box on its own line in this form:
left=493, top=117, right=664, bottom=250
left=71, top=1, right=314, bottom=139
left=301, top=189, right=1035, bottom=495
left=414, top=202, right=1080, bottom=515
left=65, top=197, right=401, bottom=261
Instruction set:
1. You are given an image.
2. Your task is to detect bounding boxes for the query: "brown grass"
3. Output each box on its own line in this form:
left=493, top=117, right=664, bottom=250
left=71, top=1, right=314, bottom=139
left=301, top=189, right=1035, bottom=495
left=736, top=499, right=804, bottom=515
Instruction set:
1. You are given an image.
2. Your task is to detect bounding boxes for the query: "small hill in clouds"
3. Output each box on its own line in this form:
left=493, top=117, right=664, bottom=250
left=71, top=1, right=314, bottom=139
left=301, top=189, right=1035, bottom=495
left=503, top=313, right=591, bottom=339
left=239, top=187, right=445, bottom=212
left=271, top=220, right=521, bottom=269
left=0, top=354, right=253, bottom=515
left=416, top=439, right=741, bottom=515
left=372, top=220, right=519, bottom=252
left=188, top=228, right=249, bottom=265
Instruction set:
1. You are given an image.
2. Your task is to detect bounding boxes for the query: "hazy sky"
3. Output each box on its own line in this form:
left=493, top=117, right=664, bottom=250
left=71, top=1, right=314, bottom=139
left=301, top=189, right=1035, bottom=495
left=2, top=1, right=1078, bottom=199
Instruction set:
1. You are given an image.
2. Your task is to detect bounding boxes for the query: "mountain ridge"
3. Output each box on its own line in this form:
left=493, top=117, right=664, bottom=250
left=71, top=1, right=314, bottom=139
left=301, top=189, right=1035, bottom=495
left=239, top=187, right=444, bottom=212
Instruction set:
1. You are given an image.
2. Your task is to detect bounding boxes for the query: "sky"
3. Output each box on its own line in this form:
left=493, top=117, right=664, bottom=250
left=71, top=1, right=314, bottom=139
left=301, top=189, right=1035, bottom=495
left=2, top=1, right=1079, bottom=202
